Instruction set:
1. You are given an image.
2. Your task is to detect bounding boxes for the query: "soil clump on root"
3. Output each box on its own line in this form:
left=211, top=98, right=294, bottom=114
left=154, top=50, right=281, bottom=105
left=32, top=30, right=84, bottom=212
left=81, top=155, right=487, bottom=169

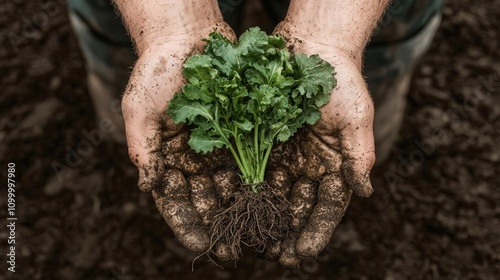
left=206, top=182, right=292, bottom=262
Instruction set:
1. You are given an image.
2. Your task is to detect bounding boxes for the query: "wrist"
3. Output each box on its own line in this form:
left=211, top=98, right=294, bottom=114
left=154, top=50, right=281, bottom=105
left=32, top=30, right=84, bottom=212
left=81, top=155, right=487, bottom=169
left=114, top=0, right=223, bottom=54
left=282, top=0, right=389, bottom=61
left=276, top=19, right=364, bottom=66
left=273, top=20, right=363, bottom=70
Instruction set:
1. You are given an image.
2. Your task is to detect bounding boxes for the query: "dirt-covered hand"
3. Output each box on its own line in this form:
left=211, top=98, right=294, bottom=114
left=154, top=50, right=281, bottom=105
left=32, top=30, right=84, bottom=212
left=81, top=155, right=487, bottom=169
left=266, top=22, right=376, bottom=266
left=121, top=22, right=238, bottom=252
left=154, top=127, right=239, bottom=253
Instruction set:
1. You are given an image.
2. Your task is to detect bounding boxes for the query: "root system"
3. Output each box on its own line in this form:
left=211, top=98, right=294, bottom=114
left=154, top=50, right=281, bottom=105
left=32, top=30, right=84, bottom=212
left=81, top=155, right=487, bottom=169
left=205, top=182, right=291, bottom=261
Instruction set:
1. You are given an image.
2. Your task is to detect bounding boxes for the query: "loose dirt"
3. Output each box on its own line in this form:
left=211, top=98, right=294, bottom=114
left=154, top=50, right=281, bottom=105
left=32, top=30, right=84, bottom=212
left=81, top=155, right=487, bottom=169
left=0, top=1, right=498, bottom=279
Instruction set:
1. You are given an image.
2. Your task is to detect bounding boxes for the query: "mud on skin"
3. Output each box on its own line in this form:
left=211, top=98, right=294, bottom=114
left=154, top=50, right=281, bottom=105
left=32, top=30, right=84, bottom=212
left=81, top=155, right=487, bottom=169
left=266, top=128, right=355, bottom=265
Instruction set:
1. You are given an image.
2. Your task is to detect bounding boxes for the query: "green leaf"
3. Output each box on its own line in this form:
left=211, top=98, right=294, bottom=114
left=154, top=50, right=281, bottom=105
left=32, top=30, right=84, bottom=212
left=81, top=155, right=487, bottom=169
left=234, top=119, right=254, bottom=131
left=204, top=32, right=239, bottom=75
left=268, top=34, right=286, bottom=48
left=276, top=125, right=291, bottom=142
left=188, top=128, right=227, bottom=153
left=165, top=28, right=336, bottom=185
left=287, top=107, right=321, bottom=136
left=236, top=27, right=269, bottom=57
left=293, top=54, right=336, bottom=98
left=182, top=55, right=218, bottom=85
left=313, top=91, right=331, bottom=107
left=182, top=83, right=214, bottom=103
left=166, top=93, right=214, bottom=124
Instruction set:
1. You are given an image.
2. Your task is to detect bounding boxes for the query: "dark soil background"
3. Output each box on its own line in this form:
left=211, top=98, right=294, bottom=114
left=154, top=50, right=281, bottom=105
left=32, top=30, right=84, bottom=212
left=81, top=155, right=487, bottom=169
left=0, top=0, right=499, bottom=279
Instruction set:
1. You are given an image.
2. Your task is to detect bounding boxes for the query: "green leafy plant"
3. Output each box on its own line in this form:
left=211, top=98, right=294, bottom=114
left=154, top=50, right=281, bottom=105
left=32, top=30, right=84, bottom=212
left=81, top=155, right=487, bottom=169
left=167, top=27, right=335, bottom=189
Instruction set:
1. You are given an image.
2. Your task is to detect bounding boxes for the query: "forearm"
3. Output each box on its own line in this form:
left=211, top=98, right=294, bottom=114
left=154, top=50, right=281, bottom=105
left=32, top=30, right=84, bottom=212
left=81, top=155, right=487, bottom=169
left=113, top=0, right=223, bottom=53
left=285, top=0, right=390, bottom=60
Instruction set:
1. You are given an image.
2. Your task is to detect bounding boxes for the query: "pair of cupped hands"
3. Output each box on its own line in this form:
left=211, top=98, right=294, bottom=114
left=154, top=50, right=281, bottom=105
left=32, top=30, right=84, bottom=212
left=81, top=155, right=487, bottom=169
left=122, top=20, right=375, bottom=267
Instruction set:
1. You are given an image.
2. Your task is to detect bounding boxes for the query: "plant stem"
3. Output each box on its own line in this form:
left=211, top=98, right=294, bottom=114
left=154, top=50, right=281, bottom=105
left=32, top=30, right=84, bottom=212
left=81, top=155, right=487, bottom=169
left=258, top=143, right=273, bottom=182
left=212, top=122, right=248, bottom=182
left=234, top=129, right=253, bottom=183
left=254, top=121, right=260, bottom=180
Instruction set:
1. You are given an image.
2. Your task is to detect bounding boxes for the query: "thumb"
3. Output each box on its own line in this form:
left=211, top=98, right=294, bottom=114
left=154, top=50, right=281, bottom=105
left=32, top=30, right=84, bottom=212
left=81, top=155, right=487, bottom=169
left=121, top=48, right=188, bottom=192
left=312, top=97, right=375, bottom=197
left=122, top=80, right=165, bottom=192
left=339, top=99, right=376, bottom=197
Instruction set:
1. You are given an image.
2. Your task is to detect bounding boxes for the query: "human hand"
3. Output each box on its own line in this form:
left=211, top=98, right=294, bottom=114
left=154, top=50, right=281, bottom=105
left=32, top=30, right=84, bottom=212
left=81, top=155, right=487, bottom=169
left=121, top=22, right=238, bottom=252
left=264, top=21, right=376, bottom=266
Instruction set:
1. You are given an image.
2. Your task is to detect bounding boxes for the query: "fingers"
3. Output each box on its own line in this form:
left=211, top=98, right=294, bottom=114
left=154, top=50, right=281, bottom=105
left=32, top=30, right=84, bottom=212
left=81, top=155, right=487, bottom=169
left=264, top=240, right=282, bottom=261
left=296, top=174, right=351, bottom=257
left=302, top=129, right=343, bottom=180
left=265, top=168, right=292, bottom=262
left=266, top=168, right=293, bottom=198
left=152, top=169, right=209, bottom=253
left=268, top=139, right=306, bottom=178
left=288, top=178, right=317, bottom=230
left=188, top=175, right=218, bottom=225
left=279, top=238, right=300, bottom=267
left=275, top=177, right=317, bottom=267
left=162, top=127, right=189, bottom=153
left=163, top=150, right=206, bottom=175
left=274, top=177, right=317, bottom=267
left=211, top=169, right=239, bottom=261
left=214, top=243, right=232, bottom=261
left=212, top=169, right=238, bottom=204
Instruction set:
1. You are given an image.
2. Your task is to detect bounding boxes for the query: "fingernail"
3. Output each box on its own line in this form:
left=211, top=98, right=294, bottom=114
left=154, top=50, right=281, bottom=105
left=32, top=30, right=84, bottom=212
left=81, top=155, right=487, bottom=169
left=279, top=253, right=300, bottom=268
left=137, top=168, right=152, bottom=192
left=364, top=172, right=372, bottom=184
left=138, top=168, right=145, bottom=183
left=363, top=172, right=374, bottom=197
left=342, top=163, right=373, bottom=197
